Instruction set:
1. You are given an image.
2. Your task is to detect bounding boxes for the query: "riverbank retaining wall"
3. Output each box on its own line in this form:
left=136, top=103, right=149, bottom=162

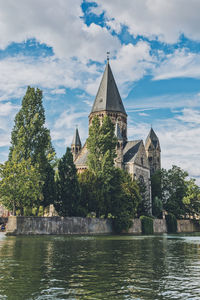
left=6, top=216, right=113, bottom=235
left=5, top=216, right=200, bottom=235
left=177, top=219, right=200, bottom=233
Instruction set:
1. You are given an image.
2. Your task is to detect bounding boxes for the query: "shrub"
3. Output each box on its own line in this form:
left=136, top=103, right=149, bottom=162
left=165, top=213, right=177, bottom=233
left=112, top=212, right=133, bottom=233
left=140, top=215, right=154, bottom=234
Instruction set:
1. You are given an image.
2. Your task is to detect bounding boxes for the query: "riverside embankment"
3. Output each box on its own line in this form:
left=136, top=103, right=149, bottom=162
left=5, top=216, right=200, bottom=235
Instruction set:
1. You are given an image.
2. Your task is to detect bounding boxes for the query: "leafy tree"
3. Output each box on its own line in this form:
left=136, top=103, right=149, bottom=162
left=161, top=165, right=188, bottom=218
left=87, top=115, right=117, bottom=179
left=150, top=169, right=163, bottom=218
left=55, top=148, right=80, bottom=216
left=111, top=169, right=141, bottom=232
left=152, top=196, right=163, bottom=218
left=0, top=154, right=43, bottom=216
left=9, top=86, right=56, bottom=208
left=79, top=168, right=141, bottom=232
left=151, top=169, right=162, bottom=200
left=183, top=179, right=200, bottom=218
left=78, top=170, right=104, bottom=217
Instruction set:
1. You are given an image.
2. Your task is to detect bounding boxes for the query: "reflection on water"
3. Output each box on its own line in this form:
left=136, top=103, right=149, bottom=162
left=0, top=232, right=200, bottom=299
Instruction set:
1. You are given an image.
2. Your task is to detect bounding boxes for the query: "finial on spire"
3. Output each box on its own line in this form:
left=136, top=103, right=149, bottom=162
left=107, top=51, right=110, bottom=62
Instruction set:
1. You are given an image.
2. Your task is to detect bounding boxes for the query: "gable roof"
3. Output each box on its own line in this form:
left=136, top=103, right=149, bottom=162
left=123, top=140, right=142, bottom=163
left=91, top=61, right=127, bottom=115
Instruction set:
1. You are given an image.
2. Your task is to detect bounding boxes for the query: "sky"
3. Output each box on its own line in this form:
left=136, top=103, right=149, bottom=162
left=0, top=0, right=199, bottom=183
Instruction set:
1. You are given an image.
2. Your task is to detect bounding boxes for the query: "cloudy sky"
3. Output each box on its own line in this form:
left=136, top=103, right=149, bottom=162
left=0, top=0, right=199, bottom=183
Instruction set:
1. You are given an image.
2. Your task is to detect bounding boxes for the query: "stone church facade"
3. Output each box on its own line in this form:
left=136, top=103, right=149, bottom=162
left=71, top=60, right=161, bottom=214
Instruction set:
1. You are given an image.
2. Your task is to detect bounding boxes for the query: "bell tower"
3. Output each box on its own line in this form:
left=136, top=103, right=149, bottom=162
left=145, top=128, right=161, bottom=176
left=89, top=59, right=127, bottom=143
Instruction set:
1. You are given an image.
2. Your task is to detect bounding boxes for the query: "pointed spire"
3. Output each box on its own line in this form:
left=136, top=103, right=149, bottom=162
left=145, top=128, right=160, bottom=149
left=71, top=127, right=81, bottom=147
left=91, top=61, right=127, bottom=115
left=115, top=122, right=123, bottom=140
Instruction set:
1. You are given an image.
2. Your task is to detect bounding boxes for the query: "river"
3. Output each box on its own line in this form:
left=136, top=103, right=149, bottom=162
left=0, top=232, right=200, bottom=299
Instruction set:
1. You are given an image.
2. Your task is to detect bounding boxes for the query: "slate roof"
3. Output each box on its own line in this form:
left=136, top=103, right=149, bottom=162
left=123, top=140, right=142, bottom=163
left=91, top=61, right=127, bottom=115
left=71, top=128, right=81, bottom=146
left=75, top=138, right=145, bottom=167
left=74, top=143, right=88, bottom=166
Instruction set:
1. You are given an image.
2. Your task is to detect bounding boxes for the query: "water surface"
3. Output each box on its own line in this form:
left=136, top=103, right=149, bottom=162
left=0, top=232, right=200, bottom=299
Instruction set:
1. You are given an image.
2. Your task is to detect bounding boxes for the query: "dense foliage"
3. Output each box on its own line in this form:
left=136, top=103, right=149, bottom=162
left=0, top=155, right=43, bottom=215
left=0, top=87, right=55, bottom=214
left=165, top=213, right=177, bottom=233
left=55, top=148, right=80, bottom=216
left=140, top=216, right=154, bottom=235
left=151, top=166, right=200, bottom=219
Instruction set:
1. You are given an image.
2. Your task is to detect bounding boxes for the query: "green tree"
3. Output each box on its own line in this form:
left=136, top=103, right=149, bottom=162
left=150, top=169, right=163, bottom=218
left=110, top=169, right=141, bottom=232
left=87, top=115, right=117, bottom=179
left=0, top=154, right=43, bottom=215
left=183, top=179, right=200, bottom=218
left=78, top=170, right=104, bottom=217
left=9, top=86, right=56, bottom=208
left=55, top=148, right=80, bottom=216
left=161, top=165, right=188, bottom=218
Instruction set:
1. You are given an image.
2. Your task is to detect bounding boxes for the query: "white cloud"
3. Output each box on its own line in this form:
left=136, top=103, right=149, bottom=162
left=127, top=92, right=200, bottom=111
left=90, top=0, right=200, bottom=44
left=52, top=108, right=88, bottom=147
left=0, top=55, right=100, bottom=101
left=0, top=0, right=120, bottom=62
left=50, top=89, right=66, bottom=95
left=138, top=112, right=149, bottom=117
left=153, top=49, right=200, bottom=80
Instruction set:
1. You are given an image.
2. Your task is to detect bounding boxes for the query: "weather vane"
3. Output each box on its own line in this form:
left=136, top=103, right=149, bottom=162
left=107, top=51, right=110, bottom=61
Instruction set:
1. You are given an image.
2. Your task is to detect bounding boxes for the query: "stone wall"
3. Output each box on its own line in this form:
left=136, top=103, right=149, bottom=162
left=5, top=217, right=200, bottom=235
left=128, top=219, right=142, bottom=234
left=153, top=219, right=167, bottom=233
left=6, top=216, right=113, bottom=235
left=177, top=220, right=200, bottom=233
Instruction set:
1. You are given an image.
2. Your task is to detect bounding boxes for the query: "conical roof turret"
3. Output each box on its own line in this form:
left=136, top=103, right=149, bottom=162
left=145, top=128, right=160, bottom=150
left=71, top=127, right=81, bottom=147
left=91, top=60, right=127, bottom=115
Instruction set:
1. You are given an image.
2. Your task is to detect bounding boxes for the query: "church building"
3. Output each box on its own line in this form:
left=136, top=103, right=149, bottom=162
left=71, top=59, right=161, bottom=213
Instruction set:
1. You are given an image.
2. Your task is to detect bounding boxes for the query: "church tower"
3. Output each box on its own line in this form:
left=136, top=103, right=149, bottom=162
left=145, top=128, right=161, bottom=176
left=89, top=59, right=127, bottom=142
left=71, top=127, right=82, bottom=160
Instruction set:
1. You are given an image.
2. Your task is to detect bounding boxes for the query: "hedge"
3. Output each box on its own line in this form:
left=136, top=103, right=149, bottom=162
left=140, top=215, right=154, bottom=234
left=165, top=213, right=177, bottom=233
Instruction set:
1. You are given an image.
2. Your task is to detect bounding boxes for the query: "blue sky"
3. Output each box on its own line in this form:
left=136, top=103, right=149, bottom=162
left=0, top=0, right=199, bottom=183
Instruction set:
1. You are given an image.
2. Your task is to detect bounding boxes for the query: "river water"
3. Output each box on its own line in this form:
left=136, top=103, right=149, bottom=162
left=0, top=233, right=200, bottom=299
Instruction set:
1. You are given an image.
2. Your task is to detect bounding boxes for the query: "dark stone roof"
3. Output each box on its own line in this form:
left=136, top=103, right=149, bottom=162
left=91, top=61, right=127, bottom=115
left=75, top=140, right=143, bottom=167
left=71, top=128, right=81, bottom=147
left=74, top=143, right=88, bottom=166
left=123, top=140, right=142, bottom=163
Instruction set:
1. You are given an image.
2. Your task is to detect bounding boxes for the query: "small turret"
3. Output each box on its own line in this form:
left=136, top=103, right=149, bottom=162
left=115, top=122, right=123, bottom=169
left=145, top=128, right=161, bottom=176
left=71, top=127, right=82, bottom=160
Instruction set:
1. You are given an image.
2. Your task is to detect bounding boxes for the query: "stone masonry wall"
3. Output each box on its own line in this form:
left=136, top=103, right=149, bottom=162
left=5, top=217, right=200, bottom=235
left=6, top=216, right=113, bottom=235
